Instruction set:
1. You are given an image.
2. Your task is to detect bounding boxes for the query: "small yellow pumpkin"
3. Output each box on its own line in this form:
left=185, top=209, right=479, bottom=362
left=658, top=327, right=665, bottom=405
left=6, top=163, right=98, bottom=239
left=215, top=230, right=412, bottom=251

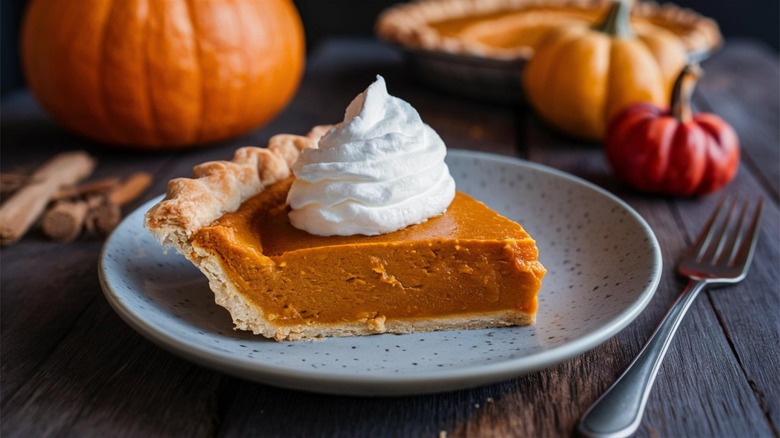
left=22, top=0, right=305, bottom=150
left=523, top=0, right=686, bottom=141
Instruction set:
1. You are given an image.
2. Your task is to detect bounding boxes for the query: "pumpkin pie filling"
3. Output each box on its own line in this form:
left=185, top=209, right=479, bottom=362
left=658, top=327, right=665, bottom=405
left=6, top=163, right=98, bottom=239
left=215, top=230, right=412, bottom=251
left=192, top=177, right=544, bottom=328
left=429, top=7, right=706, bottom=51
left=430, top=8, right=598, bottom=51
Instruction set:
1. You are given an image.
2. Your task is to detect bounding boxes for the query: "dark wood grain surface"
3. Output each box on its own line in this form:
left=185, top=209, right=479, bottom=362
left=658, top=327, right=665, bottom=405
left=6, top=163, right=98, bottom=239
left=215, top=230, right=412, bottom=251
left=1, top=38, right=778, bottom=437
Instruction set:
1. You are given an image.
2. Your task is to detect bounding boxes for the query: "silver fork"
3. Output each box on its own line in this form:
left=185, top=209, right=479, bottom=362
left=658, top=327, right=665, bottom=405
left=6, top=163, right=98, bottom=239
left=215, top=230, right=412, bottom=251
left=578, top=196, right=764, bottom=438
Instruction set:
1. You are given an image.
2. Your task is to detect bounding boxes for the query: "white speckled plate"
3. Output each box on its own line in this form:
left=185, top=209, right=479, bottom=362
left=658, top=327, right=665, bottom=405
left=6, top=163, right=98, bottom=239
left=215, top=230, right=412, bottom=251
left=99, top=150, right=661, bottom=396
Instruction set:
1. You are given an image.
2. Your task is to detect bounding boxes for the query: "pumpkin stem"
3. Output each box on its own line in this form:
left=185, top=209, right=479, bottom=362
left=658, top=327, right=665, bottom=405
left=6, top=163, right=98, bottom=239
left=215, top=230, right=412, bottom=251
left=595, top=0, right=634, bottom=38
left=670, top=64, right=703, bottom=124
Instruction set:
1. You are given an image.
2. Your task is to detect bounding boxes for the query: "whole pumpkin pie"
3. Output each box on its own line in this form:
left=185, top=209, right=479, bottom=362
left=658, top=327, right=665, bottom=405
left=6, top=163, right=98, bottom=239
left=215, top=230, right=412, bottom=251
left=376, top=0, right=721, bottom=61
left=145, top=79, right=546, bottom=341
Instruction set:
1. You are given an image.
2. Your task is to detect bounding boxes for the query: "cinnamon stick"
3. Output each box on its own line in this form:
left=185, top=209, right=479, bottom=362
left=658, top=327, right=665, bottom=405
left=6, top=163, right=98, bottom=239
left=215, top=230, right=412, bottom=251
left=53, top=177, right=120, bottom=201
left=87, top=172, right=152, bottom=235
left=0, top=173, right=33, bottom=195
left=0, top=151, right=95, bottom=245
left=42, top=200, right=89, bottom=242
left=83, top=196, right=105, bottom=235
left=108, top=172, right=152, bottom=206
left=87, top=201, right=121, bottom=236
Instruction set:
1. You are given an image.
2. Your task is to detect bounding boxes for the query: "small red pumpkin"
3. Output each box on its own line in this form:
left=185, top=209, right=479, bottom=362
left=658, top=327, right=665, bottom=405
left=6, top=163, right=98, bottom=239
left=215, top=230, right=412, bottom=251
left=605, top=64, right=740, bottom=196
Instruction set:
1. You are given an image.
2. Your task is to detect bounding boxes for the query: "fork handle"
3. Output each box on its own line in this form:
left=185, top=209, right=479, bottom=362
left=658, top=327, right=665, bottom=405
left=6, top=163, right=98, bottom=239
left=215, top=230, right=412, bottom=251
left=577, top=280, right=708, bottom=438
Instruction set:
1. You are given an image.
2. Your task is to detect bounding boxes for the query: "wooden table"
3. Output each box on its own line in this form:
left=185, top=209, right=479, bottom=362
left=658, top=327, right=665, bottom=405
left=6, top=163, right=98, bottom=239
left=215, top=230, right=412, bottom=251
left=2, top=38, right=778, bottom=437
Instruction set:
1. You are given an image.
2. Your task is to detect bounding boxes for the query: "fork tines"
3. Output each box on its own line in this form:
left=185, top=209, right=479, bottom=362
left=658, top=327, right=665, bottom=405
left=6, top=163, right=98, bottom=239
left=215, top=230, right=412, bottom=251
left=691, top=196, right=764, bottom=267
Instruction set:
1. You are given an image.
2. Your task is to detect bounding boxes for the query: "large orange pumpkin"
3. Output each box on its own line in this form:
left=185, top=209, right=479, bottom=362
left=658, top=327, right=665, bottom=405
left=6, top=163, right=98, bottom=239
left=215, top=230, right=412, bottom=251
left=21, top=0, right=305, bottom=149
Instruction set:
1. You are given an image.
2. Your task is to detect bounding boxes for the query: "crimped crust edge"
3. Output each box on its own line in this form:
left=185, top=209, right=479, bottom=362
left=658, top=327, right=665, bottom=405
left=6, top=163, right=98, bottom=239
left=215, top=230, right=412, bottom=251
left=144, top=129, right=327, bottom=341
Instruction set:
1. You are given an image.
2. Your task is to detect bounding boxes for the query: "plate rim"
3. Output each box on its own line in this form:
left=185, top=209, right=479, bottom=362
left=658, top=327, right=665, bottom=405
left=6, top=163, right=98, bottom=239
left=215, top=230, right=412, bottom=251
left=99, top=149, right=662, bottom=396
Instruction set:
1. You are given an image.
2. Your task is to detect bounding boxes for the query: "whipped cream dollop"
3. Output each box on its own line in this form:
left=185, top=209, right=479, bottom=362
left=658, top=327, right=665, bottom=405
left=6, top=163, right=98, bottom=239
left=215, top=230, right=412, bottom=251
left=287, top=76, right=456, bottom=236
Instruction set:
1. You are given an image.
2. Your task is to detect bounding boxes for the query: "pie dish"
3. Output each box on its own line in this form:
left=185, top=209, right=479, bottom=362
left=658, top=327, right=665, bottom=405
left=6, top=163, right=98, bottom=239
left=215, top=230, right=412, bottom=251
left=144, top=128, right=546, bottom=341
left=376, top=0, right=722, bottom=61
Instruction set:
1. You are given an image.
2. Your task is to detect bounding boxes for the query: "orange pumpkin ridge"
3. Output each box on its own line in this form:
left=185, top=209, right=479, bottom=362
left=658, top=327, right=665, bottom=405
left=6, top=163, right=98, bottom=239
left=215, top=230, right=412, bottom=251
left=102, top=0, right=162, bottom=146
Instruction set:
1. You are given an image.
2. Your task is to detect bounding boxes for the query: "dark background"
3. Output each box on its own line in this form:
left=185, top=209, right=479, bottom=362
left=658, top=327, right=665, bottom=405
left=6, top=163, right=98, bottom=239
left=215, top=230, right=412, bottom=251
left=2, top=0, right=778, bottom=95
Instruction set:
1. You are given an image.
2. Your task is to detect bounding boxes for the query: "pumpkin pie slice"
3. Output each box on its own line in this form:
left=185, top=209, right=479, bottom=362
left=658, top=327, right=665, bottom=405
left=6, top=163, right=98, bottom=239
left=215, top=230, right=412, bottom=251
left=145, top=130, right=546, bottom=341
